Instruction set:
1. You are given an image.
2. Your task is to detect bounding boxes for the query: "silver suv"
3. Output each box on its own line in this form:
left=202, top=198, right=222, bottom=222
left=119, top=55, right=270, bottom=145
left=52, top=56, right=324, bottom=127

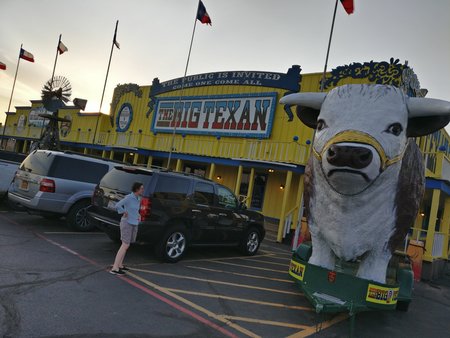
left=8, top=150, right=118, bottom=231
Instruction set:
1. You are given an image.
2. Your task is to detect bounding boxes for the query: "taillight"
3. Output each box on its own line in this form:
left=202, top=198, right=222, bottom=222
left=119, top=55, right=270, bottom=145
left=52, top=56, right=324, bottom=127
left=40, top=178, right=55, bottom=193
left=139, top=197, right=151, bottom=221
left=92, top=184, right=100, bottom=204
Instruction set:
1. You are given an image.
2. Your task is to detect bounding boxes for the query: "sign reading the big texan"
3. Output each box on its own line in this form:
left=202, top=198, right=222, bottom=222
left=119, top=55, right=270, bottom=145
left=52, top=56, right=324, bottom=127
left=151, top=93, right=277, bottom=138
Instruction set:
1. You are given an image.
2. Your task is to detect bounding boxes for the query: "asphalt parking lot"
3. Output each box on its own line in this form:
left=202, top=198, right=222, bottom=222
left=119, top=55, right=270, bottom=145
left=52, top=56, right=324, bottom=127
left=1, top=202, right=449, bottom=338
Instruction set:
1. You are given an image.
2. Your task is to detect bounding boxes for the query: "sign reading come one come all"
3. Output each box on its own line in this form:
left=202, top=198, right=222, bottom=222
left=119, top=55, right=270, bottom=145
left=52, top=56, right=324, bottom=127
left=152, top=93, right=277, bottom=138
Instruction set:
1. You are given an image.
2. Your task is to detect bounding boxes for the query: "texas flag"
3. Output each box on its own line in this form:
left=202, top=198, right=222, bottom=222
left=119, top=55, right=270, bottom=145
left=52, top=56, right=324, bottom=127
left=197, top=1, right=212, bottom=25
left=58, top=40, right=68, bottom=54
left=340, top=0, right=354, bottom=14
left=20, top=48, right=34, bottom=62
left=0, top=62, right=6, bottom=70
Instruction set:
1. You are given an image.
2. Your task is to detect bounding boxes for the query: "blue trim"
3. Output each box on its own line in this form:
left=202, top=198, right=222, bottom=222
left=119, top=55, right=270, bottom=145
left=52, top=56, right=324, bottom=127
left=151, top=92, right=277, bottom=139
left=116, top=103, right=133, bottom=132
left=0, top=136, right=306, bottom=173
left=150, top=65, right=301, bottom=96
left=425, top=178, right=450, bottom=196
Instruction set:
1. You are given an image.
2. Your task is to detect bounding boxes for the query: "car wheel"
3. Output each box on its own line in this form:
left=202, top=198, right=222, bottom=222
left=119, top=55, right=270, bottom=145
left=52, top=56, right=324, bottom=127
left=67, top=200, right=93, bottom=232
left=156, top=225, right=188, bottom=263
left=240, top=227, right=261, bottom=256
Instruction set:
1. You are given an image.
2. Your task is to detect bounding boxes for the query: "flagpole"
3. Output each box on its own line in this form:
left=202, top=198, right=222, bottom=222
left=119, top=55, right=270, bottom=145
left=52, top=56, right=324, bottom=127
left=166, top=1, right=200, bottom=169
left=94, top=20, right=118, bottom=145
left=320, top=0, right=339, bottom=92
left=50, top=34, right=61, bottom=87
left=1, top=44, right=22, bottom=149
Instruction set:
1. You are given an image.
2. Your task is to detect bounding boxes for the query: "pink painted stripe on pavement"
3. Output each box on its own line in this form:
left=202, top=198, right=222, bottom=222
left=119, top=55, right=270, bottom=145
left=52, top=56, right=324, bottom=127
left=33, top=230, right=237, bottom=338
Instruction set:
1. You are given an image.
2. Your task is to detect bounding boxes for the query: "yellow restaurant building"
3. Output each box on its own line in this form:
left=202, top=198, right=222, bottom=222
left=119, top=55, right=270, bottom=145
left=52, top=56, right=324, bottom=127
left=2, top=59, right=449, bottom=279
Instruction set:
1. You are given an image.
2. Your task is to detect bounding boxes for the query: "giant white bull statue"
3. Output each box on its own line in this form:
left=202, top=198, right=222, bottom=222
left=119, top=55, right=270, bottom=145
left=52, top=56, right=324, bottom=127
left=280, top=84, right=450, bottom=283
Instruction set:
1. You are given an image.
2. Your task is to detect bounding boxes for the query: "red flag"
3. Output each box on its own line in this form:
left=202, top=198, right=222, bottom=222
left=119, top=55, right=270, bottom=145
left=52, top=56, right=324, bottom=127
left=197, top=1, right=212, bottom=25
left=58, top=40, right=68, bottom=54
left=0, top=62, right=5, bottom=70
left=20, top=48, right=34, bottom=62
left=340, top=0, right=354, bottom=14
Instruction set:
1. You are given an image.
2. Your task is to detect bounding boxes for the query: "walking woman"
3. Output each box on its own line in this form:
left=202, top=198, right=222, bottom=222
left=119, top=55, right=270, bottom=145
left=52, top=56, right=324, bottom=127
left=110, top=182, right=144, bottom=275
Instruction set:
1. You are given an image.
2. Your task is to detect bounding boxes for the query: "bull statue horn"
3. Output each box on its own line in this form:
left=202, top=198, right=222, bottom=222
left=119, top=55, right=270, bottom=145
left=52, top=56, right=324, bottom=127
left=407, top=97, right=450, bottom=118
left=279, top=92, right=327, bottom=110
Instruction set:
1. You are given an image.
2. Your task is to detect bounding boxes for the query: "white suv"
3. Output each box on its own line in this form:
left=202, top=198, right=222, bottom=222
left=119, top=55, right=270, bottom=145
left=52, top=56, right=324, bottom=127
left=8, top=150, right=118, bottom=231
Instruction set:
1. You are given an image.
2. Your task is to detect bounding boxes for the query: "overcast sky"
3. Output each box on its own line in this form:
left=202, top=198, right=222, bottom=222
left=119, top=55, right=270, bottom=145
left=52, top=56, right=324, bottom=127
left=1, top=0, right=449, bottom=133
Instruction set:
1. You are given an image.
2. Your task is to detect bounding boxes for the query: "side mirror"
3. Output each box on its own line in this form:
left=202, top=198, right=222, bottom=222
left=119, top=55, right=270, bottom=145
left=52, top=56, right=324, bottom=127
left=239, top=201, right=247, bottom=210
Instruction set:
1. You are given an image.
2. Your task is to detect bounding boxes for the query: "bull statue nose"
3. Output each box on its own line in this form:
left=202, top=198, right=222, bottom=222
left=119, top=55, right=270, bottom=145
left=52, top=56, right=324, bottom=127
left=326, top=145, right=373, bottom=169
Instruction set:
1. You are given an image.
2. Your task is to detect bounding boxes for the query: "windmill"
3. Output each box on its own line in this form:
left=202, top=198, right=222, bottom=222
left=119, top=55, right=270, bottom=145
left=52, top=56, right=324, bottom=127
left=30, top=76, right=87, bottom=152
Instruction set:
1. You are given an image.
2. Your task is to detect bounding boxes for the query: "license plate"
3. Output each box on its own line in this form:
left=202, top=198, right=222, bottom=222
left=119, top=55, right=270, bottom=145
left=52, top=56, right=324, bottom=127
left=107, top=200, right=116, bottom=210
left=19, top=179, right=29, bottom=191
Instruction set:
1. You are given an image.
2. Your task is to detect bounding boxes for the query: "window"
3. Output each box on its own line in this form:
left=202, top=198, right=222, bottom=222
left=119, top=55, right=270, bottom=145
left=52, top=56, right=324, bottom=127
left=193, top=182, right=214, bottom=205
left=20, top=151, right=54, bottom=175
left=48, top=156, right=109, bottom=184
left=153, top=175, right=190, bottom=200
left=100, top=167, right=153, bottom=193
left=217, top=185, right=238, bottom=209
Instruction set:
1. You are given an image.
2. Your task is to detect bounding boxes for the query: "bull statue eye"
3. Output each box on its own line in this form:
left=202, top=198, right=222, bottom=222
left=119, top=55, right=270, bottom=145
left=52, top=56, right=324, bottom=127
left=317, top=119, right=327, bottom=131
left=386, top=122, right=403, bottom=136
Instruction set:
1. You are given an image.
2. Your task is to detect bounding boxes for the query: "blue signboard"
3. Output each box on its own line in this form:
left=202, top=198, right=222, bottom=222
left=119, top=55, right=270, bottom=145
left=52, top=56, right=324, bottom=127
left=151, top=92, right=277, bottom=138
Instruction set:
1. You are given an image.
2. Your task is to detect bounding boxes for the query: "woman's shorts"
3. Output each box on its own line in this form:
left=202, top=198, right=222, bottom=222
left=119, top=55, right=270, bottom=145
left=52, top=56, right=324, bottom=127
left=120, top=219, right=138, bottom=244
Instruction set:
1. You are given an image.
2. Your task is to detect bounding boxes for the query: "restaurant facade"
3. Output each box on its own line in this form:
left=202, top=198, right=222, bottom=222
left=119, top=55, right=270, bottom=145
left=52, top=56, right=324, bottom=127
left=2, top=59, right=449, bottom=279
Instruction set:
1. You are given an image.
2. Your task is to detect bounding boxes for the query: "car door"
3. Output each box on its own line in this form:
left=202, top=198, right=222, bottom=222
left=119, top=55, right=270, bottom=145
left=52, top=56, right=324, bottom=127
left=213, top=185, right=245, bottom=243
left=190, top=181, right=220, bottom=244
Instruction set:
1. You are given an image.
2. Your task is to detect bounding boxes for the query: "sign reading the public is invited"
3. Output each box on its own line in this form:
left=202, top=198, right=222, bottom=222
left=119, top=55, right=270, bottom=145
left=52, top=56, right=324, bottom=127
left=151, top=93, right=277, bottom=138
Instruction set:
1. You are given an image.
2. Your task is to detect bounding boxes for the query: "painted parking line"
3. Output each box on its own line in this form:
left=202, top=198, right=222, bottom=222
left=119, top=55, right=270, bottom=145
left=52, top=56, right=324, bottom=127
left=127, top=271, right=259, bottom=338
left=180, top=252, right=277, bottom=264
left=260, top=248, right=294, bottom=256
left=212, top=260, right=287, bottom=274
left=237, top=257, right=290, bottom=267
left=218, top=315, right=310, bottom=330
left=287, top=313, right=349, bottom=338
left=131, top=267, right=300, bottom=296
left=261, top=255, right=295, bottom=261
left=186, top=265, right=294, bottom=284
left=165, top=287, right=313, bottom=311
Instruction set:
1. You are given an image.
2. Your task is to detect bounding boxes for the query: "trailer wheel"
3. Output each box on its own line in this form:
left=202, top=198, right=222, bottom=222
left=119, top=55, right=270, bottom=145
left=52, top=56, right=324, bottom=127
left=396, top=300, right=410, bottom=312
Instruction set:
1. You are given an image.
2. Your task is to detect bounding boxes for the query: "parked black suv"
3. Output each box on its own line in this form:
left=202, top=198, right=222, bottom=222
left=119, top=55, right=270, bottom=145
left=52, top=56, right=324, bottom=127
left=87, top=166, right=266, bottom=262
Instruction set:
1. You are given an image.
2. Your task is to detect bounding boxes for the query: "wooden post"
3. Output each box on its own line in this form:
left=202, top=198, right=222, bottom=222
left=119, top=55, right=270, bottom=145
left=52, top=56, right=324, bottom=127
left=235, top=165, right=243, bottom=195
left=277, top=170, right=293, bottom=242
left=424, top=189, right=441, bottom=261
left=208, top=163, right=216, bottom=180
left=245, top=168, right=255, bottom=209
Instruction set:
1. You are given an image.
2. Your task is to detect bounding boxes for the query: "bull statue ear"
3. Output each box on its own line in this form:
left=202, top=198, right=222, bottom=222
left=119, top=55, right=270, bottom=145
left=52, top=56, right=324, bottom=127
left=407, top=97, right=450, bottom=137
left=296, top=106, right=320, bottom=129
left=279, top=93, right=326, bottom=129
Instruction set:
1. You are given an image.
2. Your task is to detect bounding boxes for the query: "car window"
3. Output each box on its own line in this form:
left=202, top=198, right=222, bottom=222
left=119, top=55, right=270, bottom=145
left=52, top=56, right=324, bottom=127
left=48, top=156, right=109, bottom=184
left=193, top=182, right=215, bottom=205
left=217, top=185, right=238, bottom=209
left=100, top=167, right=153, bottom=193
left=153, top=176, right=190, bottom=200
left=19, top=151, right=53, bottom=175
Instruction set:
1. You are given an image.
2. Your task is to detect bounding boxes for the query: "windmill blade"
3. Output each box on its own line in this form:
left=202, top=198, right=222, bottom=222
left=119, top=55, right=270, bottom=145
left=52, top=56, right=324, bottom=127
left=41, top=76, right=72, bottom=111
